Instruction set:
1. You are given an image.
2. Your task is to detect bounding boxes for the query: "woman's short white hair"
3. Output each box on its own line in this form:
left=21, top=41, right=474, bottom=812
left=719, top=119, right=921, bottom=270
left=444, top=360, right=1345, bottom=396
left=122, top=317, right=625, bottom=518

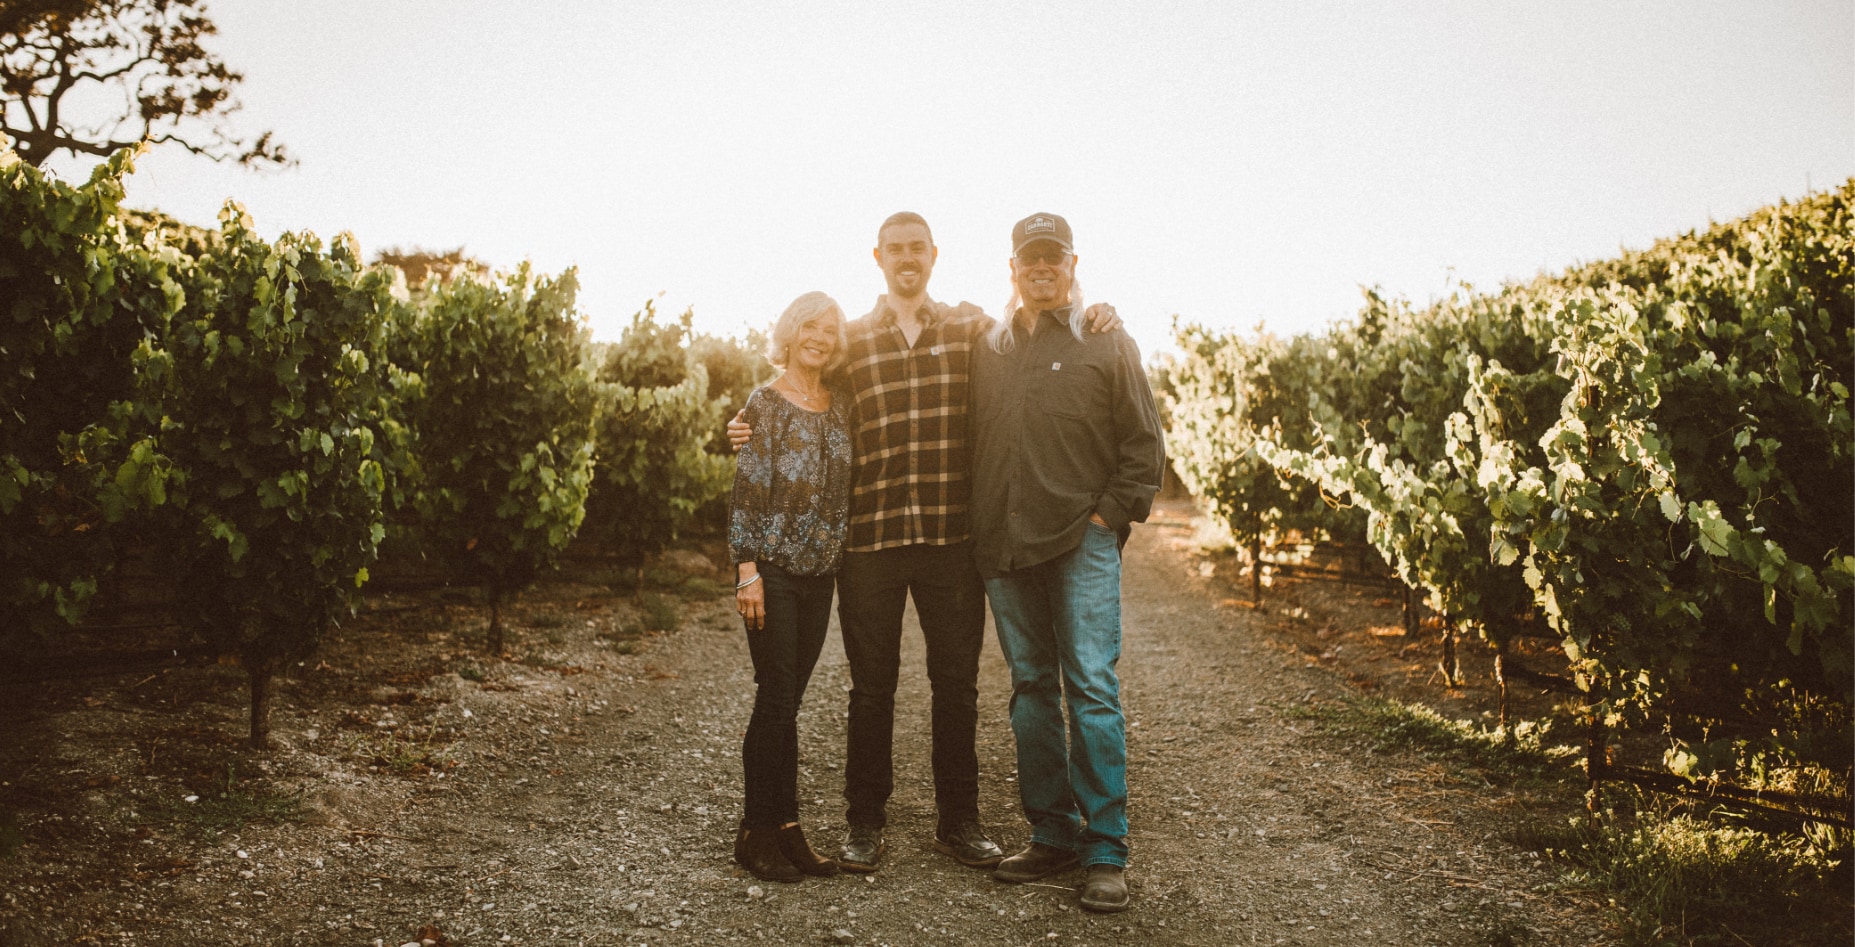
left=766, top=291, right=849, bottom=372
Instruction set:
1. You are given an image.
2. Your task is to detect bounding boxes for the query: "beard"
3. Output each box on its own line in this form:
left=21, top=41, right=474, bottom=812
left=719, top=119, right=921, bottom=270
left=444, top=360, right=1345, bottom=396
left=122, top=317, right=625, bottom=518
left=885, top=264, right=929, bottom=298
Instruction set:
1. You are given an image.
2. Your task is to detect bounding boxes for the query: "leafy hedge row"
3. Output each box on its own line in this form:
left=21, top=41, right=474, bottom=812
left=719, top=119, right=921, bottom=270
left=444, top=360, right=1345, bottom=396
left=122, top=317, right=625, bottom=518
left=1162, top=184, right=1853, bottom=799
left=2, top=147, right=748, bottom=745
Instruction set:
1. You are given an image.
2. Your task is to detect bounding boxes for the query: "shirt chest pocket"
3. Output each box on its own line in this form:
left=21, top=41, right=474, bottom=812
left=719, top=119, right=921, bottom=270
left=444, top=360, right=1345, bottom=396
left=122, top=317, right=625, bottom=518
left=1034, top=363, right=1103, bottom=420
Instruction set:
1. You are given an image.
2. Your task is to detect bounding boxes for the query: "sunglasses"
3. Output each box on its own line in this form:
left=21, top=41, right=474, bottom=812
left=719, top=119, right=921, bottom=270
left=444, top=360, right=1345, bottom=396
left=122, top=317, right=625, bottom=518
left=1015, top=247, right=1070, bottom=267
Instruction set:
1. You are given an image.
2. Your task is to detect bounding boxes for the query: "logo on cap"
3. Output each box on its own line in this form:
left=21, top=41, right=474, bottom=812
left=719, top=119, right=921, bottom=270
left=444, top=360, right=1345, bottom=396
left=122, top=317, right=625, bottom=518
left=1025, top=216, right=1056, bottom=235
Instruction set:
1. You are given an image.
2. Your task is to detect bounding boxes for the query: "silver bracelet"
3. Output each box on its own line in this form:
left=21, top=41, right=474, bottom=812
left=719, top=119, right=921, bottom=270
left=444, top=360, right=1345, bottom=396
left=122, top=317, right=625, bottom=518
left=736, top=573, right=762, bottom=590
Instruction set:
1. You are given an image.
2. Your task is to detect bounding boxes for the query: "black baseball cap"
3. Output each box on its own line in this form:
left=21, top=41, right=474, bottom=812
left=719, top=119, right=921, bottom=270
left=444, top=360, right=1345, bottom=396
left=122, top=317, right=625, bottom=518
left=1011, top=212, right=1073, bottom=255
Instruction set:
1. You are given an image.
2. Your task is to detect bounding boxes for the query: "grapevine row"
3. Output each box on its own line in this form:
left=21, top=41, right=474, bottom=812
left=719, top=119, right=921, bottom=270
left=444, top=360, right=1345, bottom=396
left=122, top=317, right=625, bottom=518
left=1, top=147, right=759, bottom=745
left=1162, top=184, right=1853, bottom=805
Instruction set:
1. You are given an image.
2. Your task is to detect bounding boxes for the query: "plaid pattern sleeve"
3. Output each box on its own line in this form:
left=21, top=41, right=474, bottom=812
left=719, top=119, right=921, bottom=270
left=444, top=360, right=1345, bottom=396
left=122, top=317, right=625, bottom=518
left=841, top=302, right=991, bottom=552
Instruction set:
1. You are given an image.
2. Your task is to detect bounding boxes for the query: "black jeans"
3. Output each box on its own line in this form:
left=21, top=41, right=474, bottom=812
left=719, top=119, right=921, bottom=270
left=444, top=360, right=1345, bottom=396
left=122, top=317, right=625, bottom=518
left=838, top=541, right=987, bottom=830
left=741, top=563, right=835, bottom=830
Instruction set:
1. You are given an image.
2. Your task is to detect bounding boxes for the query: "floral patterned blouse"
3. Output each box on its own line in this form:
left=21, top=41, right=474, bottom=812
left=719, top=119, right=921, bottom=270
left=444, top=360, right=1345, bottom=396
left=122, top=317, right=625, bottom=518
left=728, top=383, right=853, bottom=576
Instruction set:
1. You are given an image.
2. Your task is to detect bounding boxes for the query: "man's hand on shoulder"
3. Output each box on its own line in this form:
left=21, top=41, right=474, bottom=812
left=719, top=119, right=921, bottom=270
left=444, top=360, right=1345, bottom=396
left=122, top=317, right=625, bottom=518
left=1083, top=302, right=1121, bottom=334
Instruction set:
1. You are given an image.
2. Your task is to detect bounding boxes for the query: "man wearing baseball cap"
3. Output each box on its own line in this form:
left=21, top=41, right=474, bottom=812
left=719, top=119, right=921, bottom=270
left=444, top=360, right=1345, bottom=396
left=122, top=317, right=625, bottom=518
left=969, top=212, right=1164, bottom=913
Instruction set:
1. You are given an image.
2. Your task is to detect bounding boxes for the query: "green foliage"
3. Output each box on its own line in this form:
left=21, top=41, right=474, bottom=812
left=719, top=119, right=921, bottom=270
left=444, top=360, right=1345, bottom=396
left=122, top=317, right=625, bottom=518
left=0, top=146, right=184, bottom=642
left=1288, top=695, right=1575, bottom=788
left=690, top=325, right=774, bottom=438
left=1312, top=694, right=1850, bottom=943
left=686, top=326, right=772, bottom=532
left=1166, top=183, right=1854, bottom=800
left=0, top=143, right=758, bottom=744
left=1663, top=687, right=1852, bottom=805
left=1255, top=287, right=1564, bottom=653
left=1, top=144, right=402, bottom=744
left=1532, top=790, right=1850, bottom=947
left=580, top=304, right=732, bottom=567
left=117, top=206, right=218, bottom=257
left=153, top=204, right=400, bottom=692
left=1477, top=189, right=1854, bottom=725
left=1160, top=322, right=1357, bottom=557
left=394, top=265, right=600, bottom=610
left=598, top=302, right=695, bottom=389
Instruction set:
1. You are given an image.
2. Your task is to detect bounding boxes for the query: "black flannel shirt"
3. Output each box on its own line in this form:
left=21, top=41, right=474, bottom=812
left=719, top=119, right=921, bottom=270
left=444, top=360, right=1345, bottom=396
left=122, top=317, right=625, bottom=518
left=969, top=307, right=1165, bottom=577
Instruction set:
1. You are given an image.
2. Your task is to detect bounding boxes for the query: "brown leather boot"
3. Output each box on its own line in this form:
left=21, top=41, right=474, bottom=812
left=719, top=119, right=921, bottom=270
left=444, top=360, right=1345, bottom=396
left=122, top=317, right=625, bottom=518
left=776, top=823, right=839, bottom=876
left=735, top=827, right=802, bottom=882
left=992, top=841, right=1080, bottom=883
left=1079, top=863, right=1130, bottom=912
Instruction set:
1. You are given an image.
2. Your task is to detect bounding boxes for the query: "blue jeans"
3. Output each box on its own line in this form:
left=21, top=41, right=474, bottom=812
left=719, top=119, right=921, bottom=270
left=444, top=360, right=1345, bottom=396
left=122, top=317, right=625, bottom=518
left=984, top=523, right=1128, bottom=867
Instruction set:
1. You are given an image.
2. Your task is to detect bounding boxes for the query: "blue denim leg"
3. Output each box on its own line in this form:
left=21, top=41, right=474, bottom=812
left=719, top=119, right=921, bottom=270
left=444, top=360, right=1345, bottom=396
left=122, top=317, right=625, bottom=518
left=987, top=569, right=1083, bottom=852
left=986, top=523, right=1129, bottom=867
left=1051, top=524, right=1128, bottom=867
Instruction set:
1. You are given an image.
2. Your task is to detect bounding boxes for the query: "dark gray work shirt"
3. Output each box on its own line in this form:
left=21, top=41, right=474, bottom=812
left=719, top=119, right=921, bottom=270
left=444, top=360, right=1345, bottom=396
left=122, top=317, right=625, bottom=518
left=728, top=385, right=853, bottom=576
left=969, top=307, right=1165, bottom=577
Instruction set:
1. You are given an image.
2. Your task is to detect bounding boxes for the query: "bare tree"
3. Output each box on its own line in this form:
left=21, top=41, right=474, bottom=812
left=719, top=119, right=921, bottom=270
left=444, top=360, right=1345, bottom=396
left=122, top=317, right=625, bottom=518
left=0, top=0, right=290, bottom=168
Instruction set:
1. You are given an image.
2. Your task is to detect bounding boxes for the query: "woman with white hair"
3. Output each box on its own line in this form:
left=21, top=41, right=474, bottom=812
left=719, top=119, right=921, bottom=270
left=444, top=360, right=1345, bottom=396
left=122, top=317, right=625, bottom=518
left=729, top=290, right=854, bottom=882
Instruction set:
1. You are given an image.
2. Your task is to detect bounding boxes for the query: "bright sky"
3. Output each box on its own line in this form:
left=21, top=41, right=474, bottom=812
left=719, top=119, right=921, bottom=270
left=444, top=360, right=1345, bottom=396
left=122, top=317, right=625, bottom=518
left=32, top=0, right=1855, bottom=356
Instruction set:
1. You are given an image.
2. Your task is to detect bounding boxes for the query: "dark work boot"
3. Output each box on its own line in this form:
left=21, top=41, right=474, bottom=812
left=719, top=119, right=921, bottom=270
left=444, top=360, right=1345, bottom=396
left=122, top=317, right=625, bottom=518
left=837, top=823, right=885, bottom=873
left=992, top=842, right=1080, bottom=883
left=1079, top=864, right=1130, bottom=912
left=933, top=819, right=1005, bottom=868
left=735, top=827, right=802, bottom=883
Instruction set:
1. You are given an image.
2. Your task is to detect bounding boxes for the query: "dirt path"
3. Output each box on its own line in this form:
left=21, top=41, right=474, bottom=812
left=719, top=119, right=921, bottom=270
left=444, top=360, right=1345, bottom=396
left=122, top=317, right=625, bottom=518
left=1, top=501, right=1609, bottom=946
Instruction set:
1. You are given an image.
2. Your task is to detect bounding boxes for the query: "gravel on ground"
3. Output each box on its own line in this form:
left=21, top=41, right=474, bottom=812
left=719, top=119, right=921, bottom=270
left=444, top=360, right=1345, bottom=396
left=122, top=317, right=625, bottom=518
left=0, top=500, right=1611, bottom=946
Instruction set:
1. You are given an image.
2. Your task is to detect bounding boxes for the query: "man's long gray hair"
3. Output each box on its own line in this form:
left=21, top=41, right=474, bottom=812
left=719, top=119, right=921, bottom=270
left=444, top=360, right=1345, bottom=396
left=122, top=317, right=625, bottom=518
left=986, top=277, right=1087, bottom=355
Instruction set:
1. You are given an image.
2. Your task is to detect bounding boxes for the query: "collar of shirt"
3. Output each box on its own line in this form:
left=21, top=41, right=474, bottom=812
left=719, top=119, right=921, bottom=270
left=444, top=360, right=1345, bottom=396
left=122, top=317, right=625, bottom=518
left=1013, top=305, right=1073, bottom=334
left=875, top=299, right=942, bottom=329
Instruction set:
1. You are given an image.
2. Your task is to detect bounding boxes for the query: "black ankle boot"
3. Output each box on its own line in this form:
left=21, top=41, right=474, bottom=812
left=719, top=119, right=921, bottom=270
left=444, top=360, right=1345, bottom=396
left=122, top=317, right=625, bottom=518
left=735, top=827, right=802, bottom=882
left=776, top=823, right=839, bottom=876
